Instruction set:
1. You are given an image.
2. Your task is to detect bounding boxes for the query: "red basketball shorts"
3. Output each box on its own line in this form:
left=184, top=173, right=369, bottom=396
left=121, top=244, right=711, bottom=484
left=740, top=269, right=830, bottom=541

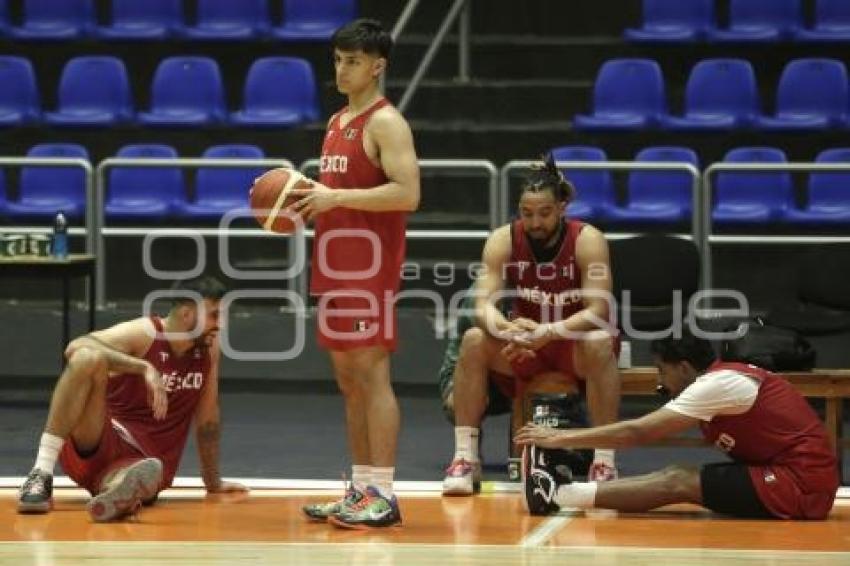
left=59, top=421, right=148, bottom=496
left=316, top=291, right=398, bottom=352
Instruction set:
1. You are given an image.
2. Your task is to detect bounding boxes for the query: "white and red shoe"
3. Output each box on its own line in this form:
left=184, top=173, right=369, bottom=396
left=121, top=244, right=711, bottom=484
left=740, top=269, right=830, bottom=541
left=441, top=458, right=482, bottom=495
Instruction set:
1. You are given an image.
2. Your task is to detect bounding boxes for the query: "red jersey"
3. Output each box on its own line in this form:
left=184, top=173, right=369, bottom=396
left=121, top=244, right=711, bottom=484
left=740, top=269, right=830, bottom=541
left=106, top=317, right=210, bottom=487
left=311, top=97, right=406, bottom=297
left=700, top=361, right=839, bottom=516
left=504, top=219, right=585, bottom=324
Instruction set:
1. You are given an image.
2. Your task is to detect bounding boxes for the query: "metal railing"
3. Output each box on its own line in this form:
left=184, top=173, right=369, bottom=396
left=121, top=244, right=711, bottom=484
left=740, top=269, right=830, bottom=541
left=702, top=162, right=850, bottom=291
left=398, top=0, right=472, bottom=113
left=296, top=158, right=498, bottom=303
left=94, top=158, right=294, bottom=307
left=500, top=160, right=703, bottom=253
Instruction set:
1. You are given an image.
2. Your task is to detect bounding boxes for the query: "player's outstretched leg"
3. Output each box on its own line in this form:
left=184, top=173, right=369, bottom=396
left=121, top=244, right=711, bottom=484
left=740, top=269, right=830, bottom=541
left=86, top=458, right=162, bottom=522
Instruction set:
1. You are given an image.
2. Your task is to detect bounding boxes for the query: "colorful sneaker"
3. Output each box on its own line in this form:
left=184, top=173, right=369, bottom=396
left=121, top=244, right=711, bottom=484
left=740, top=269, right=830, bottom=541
left=328, top=486, right=402, bottom=529
left=86, top=458, right=162, bottom=522
left=588, top=462, right=618, bottom=482
left=302, top=485, right=364, bottom=521
left=17, top=468, right=53, bottom=514
left=522, top=445, right=570, bottom=516
left=441, top=458, right=482, bottom=495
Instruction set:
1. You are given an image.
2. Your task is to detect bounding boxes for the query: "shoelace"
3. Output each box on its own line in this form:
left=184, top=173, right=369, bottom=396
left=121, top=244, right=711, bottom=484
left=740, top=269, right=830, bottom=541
left=445, top=459, right=472, bottom=475
left=347, top=492, right=377, bottom=512
left=22, top=473, right=47, bottom=496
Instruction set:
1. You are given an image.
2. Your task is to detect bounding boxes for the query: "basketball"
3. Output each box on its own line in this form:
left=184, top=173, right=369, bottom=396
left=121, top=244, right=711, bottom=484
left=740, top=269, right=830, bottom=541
left=250, top=168, right=313, bottom=233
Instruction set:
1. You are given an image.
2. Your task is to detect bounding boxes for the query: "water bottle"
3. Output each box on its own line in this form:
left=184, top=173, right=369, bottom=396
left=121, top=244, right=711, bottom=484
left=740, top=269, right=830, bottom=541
left=52, top=211, right=68, bottom=259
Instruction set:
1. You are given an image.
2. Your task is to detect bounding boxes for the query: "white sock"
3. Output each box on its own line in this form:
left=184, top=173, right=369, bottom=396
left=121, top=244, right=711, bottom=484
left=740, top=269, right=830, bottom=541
left=554, top=481, right=598, bottom=509
left=351, top=465, right=371, bottom=492
left=33, top=432, right=64, bottom=475
left=454, top=426, right=479, bottom=462
left=371, top=467, right=395, bottom=498
left=593, top=449, right=615, bottom=467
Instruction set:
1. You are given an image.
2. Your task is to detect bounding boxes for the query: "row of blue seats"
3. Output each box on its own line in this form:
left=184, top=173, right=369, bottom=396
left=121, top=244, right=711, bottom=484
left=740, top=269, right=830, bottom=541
left=0, top=143, right=268, bottom=222
left=552, top=145, right=850, bottom=226
left=0, top=0, right=353, bottom=41
left=0, top=55, right=319, bottom=127
left=1, top=143, right=848, bottom=227
left=575, top=58, right=850, bottom=131
left=627, top=0, right=850, bottom=43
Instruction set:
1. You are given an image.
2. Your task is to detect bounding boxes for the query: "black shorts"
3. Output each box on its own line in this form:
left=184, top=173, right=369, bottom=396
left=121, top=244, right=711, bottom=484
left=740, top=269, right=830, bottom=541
left=700, top=462, right=774, bottom=519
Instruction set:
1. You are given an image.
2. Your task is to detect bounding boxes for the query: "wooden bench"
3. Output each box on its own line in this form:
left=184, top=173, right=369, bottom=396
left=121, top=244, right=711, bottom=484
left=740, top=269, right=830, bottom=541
left=510, top=367, right=849, bottom=482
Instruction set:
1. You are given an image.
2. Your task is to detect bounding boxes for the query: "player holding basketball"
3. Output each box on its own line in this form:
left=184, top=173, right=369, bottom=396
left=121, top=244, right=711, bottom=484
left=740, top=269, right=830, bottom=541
left=291, top=19, right=419, bottom=529
left=517, top=328, right=839, bottom=519
left=17, top=276, right=247, bottom=521
left=442, top=156, right=621, bottom=495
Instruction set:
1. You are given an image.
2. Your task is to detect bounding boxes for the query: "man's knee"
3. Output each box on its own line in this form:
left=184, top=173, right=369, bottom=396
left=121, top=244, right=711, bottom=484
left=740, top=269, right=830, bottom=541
left=66, top=347, right=108, bottom=381
left=459, top=327, right=487, bottom=355
left=574, top=333, right=616, bottom=377
left=660, top=465, right=701, bottom=501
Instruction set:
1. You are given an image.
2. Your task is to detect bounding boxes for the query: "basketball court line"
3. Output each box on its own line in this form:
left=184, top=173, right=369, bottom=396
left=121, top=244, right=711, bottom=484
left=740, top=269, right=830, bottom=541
left=0, top=540, right=848, bottom=566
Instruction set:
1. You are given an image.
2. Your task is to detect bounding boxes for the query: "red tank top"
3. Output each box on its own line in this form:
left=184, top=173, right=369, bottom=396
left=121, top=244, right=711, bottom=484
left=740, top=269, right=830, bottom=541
left=311, top=97, right=407, bottom=297
left=504, top=219, right=585, bottom=323
left=700, top=362, right=839, bottom=497
left=106, top=317, right=210, bottom=487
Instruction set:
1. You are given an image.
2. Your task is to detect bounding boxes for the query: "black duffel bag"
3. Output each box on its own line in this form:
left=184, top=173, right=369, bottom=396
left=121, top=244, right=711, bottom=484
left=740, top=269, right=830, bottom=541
left=720, top=317, right=816, bottom=372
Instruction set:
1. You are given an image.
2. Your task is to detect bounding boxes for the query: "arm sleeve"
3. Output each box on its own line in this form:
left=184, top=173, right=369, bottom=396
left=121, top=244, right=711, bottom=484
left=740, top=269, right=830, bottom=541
left=664, top=369, right=759, bottom=421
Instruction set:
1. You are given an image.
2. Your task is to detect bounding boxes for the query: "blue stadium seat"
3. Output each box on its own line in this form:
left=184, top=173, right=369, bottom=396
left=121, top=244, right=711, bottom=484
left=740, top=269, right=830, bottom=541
left=45, top=56, right=133, bottom=126
left=659, top=59, right=759, bottom=131
left=0, top=57, right=41, bottom=126
left=785, top=148, right=850, bottom=225
left=607, top=147, right=699, bottom=225
left=138, top=57, right=226, bottom=126
left=550, top=146, right=615, bottom=222
left=175, top=145, right=265, bottom=221
left=6, top=144, right=89, bottom=222
left=706, top=0, right=802, bottom=42
left=95, top=0, right=183, bottom=40
left=625, top=0, right=714, bottom=43
left=105, top=144, right=184, bottom=222
left=272, top=0, right=356, bottom=41
left=183, top=0, right=270, bottom=40
left=231, top=57, right=320, bottom=127
left=796, top=0, right=850, bottom=42
left=12, top=0, right=94, bottom=40
left=573, top=59, right=666, bottom=130
left=713, top=147, right=793, bottom=226
left=754, top=59, right=848, bottom=130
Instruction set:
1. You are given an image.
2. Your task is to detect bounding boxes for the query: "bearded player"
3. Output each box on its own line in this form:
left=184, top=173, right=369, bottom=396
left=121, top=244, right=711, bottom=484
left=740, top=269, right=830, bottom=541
left=17, top=276, right=247, bottom=521
left=442, top=156, right=622, bottom=495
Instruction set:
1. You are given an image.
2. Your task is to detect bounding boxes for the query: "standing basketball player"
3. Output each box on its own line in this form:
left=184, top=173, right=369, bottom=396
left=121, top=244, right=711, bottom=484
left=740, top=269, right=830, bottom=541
left=442, top=156, right=621, bottom=495
left=291, top=19, right=420, bottom=529
left=517, top=328, right=839, bottom=519
left=17, top=276, right=247, bottom=521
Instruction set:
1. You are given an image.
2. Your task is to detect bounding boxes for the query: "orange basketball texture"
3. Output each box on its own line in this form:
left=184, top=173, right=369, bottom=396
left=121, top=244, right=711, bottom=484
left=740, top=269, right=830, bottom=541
left=250, top=168, right=312, bottom=233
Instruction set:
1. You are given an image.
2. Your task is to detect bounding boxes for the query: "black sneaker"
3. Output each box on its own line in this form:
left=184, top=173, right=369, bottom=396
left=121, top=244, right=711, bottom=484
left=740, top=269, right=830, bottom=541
left=521, top=445, right=572, bottom=516
left=18, top=468, right=53, bottom=514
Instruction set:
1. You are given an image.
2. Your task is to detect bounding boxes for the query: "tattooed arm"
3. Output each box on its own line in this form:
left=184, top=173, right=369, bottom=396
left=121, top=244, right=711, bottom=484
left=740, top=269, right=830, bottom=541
left=194, top=338, right=247, bottom=494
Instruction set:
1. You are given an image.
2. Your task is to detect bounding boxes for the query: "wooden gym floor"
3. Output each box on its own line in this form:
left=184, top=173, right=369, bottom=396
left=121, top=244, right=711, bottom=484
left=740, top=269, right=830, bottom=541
left=2, top=480, right=849, bottom=566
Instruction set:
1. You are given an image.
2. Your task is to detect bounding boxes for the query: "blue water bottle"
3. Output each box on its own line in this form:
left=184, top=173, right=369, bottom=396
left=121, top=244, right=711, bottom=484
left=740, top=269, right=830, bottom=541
left=52, top=211, right=68, bottom=259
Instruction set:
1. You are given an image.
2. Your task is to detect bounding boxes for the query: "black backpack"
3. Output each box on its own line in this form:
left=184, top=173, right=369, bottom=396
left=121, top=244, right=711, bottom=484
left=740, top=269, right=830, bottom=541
left=720, top=317, right=816, bottom=372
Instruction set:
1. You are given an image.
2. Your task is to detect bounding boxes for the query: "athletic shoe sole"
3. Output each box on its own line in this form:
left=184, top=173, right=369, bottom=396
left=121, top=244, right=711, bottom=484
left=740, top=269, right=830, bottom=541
left=86, top=458, right=162, bottom=522
left=17, top=498, right=53, bottom=514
